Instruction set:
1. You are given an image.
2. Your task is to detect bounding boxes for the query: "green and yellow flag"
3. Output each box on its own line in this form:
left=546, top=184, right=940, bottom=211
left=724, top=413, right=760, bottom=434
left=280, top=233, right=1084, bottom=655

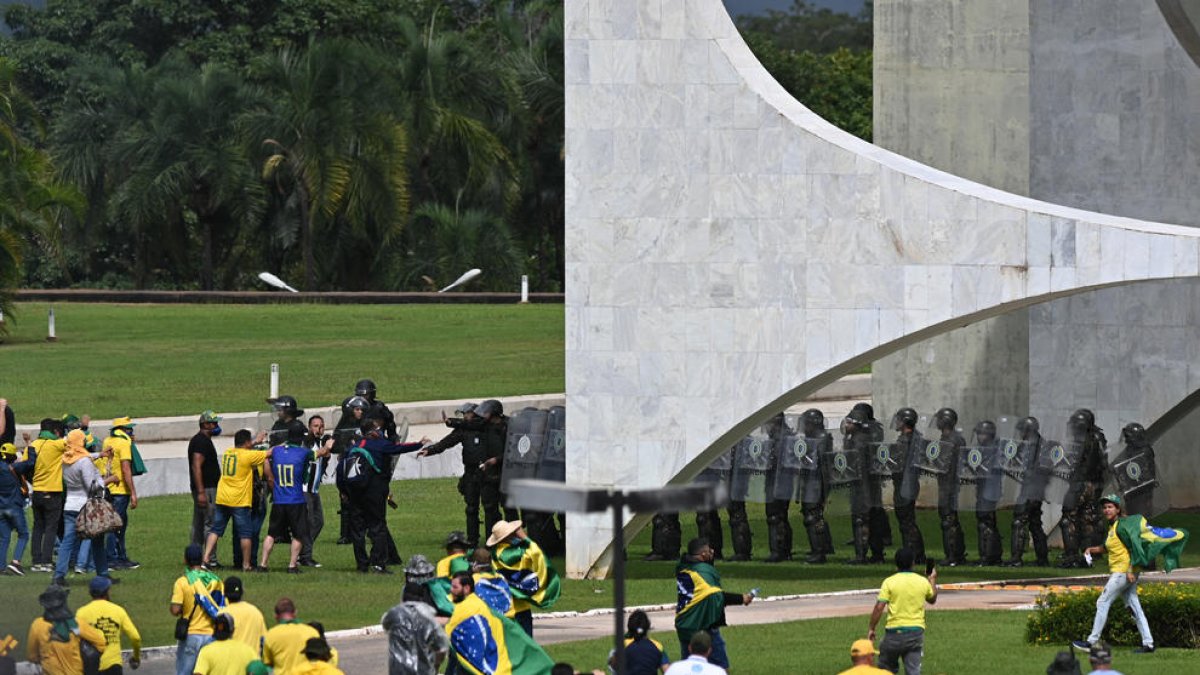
left=493, top=539, right=561, bottom=609
left=1116, top=515, right=1190, bottom=572
left=674, top=559, right=725, bottom=643
left=445, top=592, right=553, bottom=675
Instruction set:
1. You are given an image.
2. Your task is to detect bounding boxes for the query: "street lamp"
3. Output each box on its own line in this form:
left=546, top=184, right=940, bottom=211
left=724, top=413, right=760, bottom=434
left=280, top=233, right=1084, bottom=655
left=506, top=478, right=729, bottom=675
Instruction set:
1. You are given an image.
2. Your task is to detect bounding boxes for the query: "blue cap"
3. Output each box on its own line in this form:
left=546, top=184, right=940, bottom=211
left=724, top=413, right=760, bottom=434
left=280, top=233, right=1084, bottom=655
left=185, top=543, right=205, bottom=565
left=89, top=576, right=113, bottom=596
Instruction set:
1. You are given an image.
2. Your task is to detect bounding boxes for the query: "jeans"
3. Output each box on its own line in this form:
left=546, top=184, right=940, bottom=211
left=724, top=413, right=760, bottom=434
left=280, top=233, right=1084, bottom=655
left=232, top=507, right=266, bottom=569
left=55, top=510, right=109, bottom=580
left=31, top=491, right=64, bottom=565
left=175, top=634, right=213, bottom=675
left=1088, top=572, right=1153, bottom=647
left=680, top=628, right=728, bottom=669
left=78, top=538, right=96, bottom=572
left=879, top=628, right=924, bottom=675
left=0, top=506, right=29, bottom=562
left=107, top=494, right=131, bottom=562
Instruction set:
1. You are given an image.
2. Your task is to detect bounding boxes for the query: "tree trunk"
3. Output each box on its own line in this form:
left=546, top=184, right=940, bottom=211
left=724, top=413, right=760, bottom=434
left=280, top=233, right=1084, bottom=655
left=201, top=219, right=214, bottom=291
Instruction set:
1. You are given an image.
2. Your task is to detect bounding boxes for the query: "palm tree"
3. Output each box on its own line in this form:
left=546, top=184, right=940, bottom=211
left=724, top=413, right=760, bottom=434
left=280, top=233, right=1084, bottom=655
left=247, top=39, right=410, bottom=291
left=395, top=201, right=524, bottom=292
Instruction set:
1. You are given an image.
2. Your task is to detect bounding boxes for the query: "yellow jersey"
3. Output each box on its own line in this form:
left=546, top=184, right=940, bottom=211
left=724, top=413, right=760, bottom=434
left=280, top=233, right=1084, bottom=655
left=26, top=617, right=106, bottom=675
left=877, top=571, right=934, bottom=630
left=171, top=574, right=224, bottom=636
left=216, top=448, right=269, bottom=508
left=837, top=665, right=893, bottom=675
left=30, top=436, right=68, bottom=492
left=76, top=598, right=141, bottom=670
left=263, top=621, right=319, bottom=675
left=223, top=599, right=268, bottom=655
left=195, top=638, right=259, bottom=675
left=102, top=433, right=133, bottom=495
left=1105, top=520, right=1132, bottom=574
left=292, top=661, right=344, bottom=675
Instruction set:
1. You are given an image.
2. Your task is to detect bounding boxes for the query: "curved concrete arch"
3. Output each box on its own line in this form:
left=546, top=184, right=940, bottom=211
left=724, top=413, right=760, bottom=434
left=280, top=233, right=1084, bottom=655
left=1158, top=0, right=1200, bottom=68
left=564, top=0, right=1200, bottom=577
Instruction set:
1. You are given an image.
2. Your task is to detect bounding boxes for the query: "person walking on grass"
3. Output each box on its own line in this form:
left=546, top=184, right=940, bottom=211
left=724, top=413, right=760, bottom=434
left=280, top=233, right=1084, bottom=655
left=1072, top=494, right=1189, bottom=656
left=673, top=537, right=753, bottom=671
left=0, top=441, right=35, bottom=575
left=76, top=575, right=141, bottom=675
left=867, top=547, right=938, bottom=675
left=189, top=411, right=224, bottom=568
left=170, top=544, right=226, bottom=675
left=259, top=426, right=330, bottom=574
left=194, top=613, right=261, bottom=675
left=26, top=584, right=107, bottom=675
left=221, top=576, right=268, bottom=657
left=204, top=430, right=272, bottom=573
left=102, top=417, right=140, bottom=570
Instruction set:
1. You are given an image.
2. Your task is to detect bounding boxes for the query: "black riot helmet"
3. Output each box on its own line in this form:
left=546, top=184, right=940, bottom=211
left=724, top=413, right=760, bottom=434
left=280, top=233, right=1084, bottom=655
left=269, top=395, right=303, bottom=419
left=891, top=407, right=918, bottom=432
left=355, top=379, right=377, bottom=401
left=850, top=403, right=875, bottom=422
left=934, top=407, right=958, bottom=431
left=1016, top=416, right=1039, bottom=440
left=1068, top=410, right=1093, bottom=436
left=801, top=409, right=825, bottom=435
left=343, top=396, right=369, bottom=415
left=973, top=420, right=997, bottom=444
left=474, top=399, right=504, bottom=419
left=1122, top=422, right=1148, bottom=446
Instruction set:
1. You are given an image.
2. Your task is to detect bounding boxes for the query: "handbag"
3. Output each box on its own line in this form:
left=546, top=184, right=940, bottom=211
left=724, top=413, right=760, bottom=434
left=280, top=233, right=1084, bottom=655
left=76, top=494, right=124, bottom=539
left=74, top=628, right=101, bottom=675
left=175, top=600, right=199, bottom=641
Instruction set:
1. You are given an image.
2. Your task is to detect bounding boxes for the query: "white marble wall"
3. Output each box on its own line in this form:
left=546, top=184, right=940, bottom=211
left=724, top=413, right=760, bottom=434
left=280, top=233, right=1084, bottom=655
left=564, top=0, right=1200, bottom=578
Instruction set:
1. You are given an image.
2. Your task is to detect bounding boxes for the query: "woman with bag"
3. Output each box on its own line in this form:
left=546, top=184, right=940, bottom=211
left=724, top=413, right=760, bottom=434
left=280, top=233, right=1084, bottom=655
left=53, top=430, right=120, bottom=587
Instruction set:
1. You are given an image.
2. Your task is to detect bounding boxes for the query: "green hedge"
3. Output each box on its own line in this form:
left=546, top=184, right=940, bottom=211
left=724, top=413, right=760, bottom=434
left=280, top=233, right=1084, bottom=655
left=1026, top=582, right=1200, bottom=648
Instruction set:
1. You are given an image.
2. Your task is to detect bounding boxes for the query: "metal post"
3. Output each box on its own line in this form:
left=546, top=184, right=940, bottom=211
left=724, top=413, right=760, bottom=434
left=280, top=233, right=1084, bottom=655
left=611, top=491, right=626, bottom=675
left=270, top=363, right=279, bottom=399
left=46, top=307, right=56, bottom=342
left=520, top=275, right=529, bottom=303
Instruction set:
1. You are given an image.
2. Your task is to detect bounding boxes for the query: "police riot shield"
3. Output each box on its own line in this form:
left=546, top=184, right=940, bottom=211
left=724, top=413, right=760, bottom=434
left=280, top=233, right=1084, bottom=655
left=961, top=422, right=1008, bottom=511
left=502, top=407, right=548, bottom=491
left=1110, top=442, right=1167, bottom=517
left=730, top=425, right=773, bottom=502
left=768, top=414, right=803, bottom=502
left=696, top=449, right=733, bottom=486
left=1039, top=439, right=1082, bottom=506
left=794, top=432, right=830, bottom=505
left=914, top=437, right=957, bottom=478
left=867, top=440, right=901, bottom=479
left=538, top=405, right=566, bottom=483
left=823, top=435, right=863, bottom=489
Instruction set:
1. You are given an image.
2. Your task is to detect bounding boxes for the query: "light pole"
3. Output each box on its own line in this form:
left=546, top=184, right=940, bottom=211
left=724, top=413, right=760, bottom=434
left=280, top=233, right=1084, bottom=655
left=506, top=479, right=729, bottom=675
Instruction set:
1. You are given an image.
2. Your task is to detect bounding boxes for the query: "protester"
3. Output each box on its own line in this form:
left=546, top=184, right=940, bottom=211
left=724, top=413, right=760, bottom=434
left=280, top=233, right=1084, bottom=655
left=54, top=429, right=118, bottom=586
left=837, top=639, right=890, bottom=675
left=1072, top=494, right=1188, bottom=655
left=189, top=411, right=224, bottom=568
left=436, top=531, right=471, bottom=577
left=673, top=537, right=753, bottom=670
left=0, top=440, right=34, bottom=575
left=26, top=584, right=107, bottom=675
left=221, top=576, right=267, bottom=656
left=664, top=632, right=726, bottom=675
left=1045, top=651, right=1082, bottom=675
left=75, top=575, right=141, bottom=675
left=867, top=547, right=937, bottom=675
left=170, top=544, right=226, bottom=675
left=489, top=519, right=561, bottom=636
left=29, top=418, right=68, bottom=573
left=381, top=582, right=449, bottom=675
left=299, top=415, right=332, bottom=568
left=263, top=598, right=320, bottom=675
left=102, top=417, right=140, bottom=570
left=260, top=426, right=330, bottom=573
left=194, top=613, right=261, bottom=675
left=204, top=430, right=271, bottom=572
left=445, top=572, right=553, bottom=674
left=607, top=610, right=668, bottom=675
left=292, top=637, right=344, bottom=675
left=1085, top=641, right=1123, bottom=675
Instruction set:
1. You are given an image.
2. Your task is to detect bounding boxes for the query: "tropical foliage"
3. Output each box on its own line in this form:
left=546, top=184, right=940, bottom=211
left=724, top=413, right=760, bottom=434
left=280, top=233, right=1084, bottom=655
left=0, top=0, right=563, bottom=297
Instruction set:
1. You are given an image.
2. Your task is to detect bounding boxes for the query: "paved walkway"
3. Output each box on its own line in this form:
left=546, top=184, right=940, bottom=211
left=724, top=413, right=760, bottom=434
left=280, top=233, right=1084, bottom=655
left=124, top=567, right=1200, bottom=675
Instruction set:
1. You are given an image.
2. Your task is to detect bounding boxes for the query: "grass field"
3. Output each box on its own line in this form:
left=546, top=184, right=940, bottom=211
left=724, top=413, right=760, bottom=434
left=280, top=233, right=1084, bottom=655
left=4, top=477, right=1197, bottom=648
left=0, top=302, right=564, bottom=419
left=543, top=610, right=1197, bottom=674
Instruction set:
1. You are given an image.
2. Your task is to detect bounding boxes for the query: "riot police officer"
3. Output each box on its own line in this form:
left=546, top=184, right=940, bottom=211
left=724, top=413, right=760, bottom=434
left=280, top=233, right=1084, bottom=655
left=1113, top=423, right=1157, bottom=517
left=355, top=379, right=398, bottom=440
left=796, top=409, right=834, bottom=564
left=1059, top=409, right=1107, bottom=568
left=445, top=399, right=508, bottom=535
left=842, top=404, right=884, bottom=565
left=890, top=407, right=926, bottom=565
left=419, top=403, right=488, bottom=546
left=267, top=395, right=307, bottom=446
left=967, top=421, right=1004, bottom=565
left=932, top=408, right=966, bottom=566
left=1004, top=416, right=1049, bottom=567
left=694, top=450, right=732, bottom=560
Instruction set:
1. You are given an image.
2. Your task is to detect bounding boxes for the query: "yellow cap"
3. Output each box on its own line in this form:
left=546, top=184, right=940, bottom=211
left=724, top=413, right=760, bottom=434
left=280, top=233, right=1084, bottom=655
left=0, top=443, right=17, bottom=459
left=111, top=416, right=137, bottom=428
left=850, top=639, right=877, bottom=657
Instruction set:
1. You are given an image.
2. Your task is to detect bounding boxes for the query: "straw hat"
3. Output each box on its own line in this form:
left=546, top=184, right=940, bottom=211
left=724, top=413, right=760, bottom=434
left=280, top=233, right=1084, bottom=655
left=486, top=519, right=524, bottom=547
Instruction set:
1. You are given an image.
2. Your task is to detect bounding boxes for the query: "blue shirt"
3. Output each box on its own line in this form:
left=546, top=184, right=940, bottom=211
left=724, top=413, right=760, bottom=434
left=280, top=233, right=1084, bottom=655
left=270, top=445, right=312, bottom=505
left=356, top=438, right=423, bottom=476
left=0, top=456, right=36, bottom=510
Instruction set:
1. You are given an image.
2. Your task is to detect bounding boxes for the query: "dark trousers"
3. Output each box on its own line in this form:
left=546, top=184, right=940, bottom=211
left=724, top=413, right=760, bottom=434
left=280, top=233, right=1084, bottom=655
left=300, top=492, right=323, bottom=563
left=459, top=473, right=483, bottom=546
left=107, top=494, right=131, bottom=562
left=480, top=478, right=503, bottom=540
left=514, top=609, right=533, bottom=637
left=348, top=481, right=390, bottom=569
left=31, top=491, right=64, bottom=565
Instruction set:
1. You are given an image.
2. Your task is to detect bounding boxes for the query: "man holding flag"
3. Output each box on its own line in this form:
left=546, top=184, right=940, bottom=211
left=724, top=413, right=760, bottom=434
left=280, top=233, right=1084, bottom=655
left=444, top=572, right=553, bottom=674
left=674, top=538, right=754, bottom=670
left=1072, top=494, right=1189, bottom=656
left=488, top=520, right=561, bottom=636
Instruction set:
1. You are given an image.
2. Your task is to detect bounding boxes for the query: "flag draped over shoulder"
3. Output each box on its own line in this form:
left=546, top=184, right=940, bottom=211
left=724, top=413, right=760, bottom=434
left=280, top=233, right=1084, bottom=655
left=674, top=559, right=725, bottom=642
left=445, top=592, right=553, bottom=675
left=184, top=568, right=226, bottom=618
left=474, top=573, right=516, bottom=618
left=425, top=577, right=457, bottom=617
left=1116, top=515, right=1190, bottom=572
left=493, top=539, right=561, bottom=609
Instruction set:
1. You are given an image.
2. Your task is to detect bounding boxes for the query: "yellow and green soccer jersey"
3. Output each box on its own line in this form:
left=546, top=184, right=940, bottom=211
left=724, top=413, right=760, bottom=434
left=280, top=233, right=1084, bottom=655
left=877, top=572, right=934, bottom=630
left=216, top=448, right=269, bottom=508
left=30, top=436, right=68, bottom=492
left=263, top=621, right=319, bottom=675
left=102, top=434, right=133, bottom=495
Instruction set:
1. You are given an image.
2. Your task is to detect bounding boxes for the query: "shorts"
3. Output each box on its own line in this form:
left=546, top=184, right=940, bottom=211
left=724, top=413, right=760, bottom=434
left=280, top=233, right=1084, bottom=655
left=267, top=503, right=310, bottom=541
left=210, top=505, right=253, bottom=539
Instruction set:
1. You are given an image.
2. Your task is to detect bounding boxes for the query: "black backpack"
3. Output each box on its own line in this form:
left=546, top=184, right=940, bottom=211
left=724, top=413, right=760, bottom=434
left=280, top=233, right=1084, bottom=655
left=336, top=446, right=379, bottom=490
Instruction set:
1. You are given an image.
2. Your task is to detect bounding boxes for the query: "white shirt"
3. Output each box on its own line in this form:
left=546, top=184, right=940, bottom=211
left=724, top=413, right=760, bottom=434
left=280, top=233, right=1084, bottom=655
left=665, top=655, right=727, bottom=675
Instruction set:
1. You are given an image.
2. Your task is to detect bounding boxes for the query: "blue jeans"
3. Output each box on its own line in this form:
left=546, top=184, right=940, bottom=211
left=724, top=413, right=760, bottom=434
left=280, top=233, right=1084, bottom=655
left=77, top=538, right=96, bottom=572
left=680, top=628, right=728, bottom=669
left=0, top=506, right=29, bottom=562
left=176, top=634, right=213, bottom=675
left=1088, top=572, right=1153, bottom=647
left=233, top=508, right=266, bottom=569
left=55, top=510, right=109, bottom=580
left=107, top=494, right=131, bottom=562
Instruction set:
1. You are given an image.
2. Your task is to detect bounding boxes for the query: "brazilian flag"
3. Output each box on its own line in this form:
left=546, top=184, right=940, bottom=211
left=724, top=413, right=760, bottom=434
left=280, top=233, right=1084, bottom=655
left=493, top=539, right=561, bottom=609
left=674, top=559, right=725, bottom=643
left=1116, top=515, right=1190, bottom=572
left=446, top=592, right=554, bottom=675
left=425, top=577, right=457, bottom=617
left=437, top=551, right=471, bottom=578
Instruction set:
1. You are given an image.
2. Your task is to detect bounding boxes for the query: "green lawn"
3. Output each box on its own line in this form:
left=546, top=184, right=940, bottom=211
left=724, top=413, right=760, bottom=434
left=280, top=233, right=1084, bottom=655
left=4, top=478, right=1197, bottom=648
left=544, top=610, right=1196, bottom=675
left=0, top=302, right=564, bottom=419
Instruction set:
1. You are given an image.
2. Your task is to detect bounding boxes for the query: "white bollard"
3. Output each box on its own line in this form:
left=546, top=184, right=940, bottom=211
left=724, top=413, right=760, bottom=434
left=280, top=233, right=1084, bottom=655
left=520, top=275, right=529, bottom=304
left=270, top=363, right=279, bottom=399
left=46, top=307, right=57, bottom=342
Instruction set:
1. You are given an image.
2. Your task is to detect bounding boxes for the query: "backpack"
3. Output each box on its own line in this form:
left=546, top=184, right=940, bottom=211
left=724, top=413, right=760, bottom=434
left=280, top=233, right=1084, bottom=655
left=336, top=446, right=379, bottom=490
left=73, top=628, right=101, bottom=675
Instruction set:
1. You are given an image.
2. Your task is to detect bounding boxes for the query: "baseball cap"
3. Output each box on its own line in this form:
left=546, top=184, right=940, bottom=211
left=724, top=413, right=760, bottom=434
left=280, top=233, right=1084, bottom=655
left=111, top=416, right=137, bottom=428
left=199, top=410, right=221, bottom=424
left=1100, top=494, right=1122, bottom=507
left=185, top=543, right=205, bottom=565
left=0, top=443, right=17, bottom=459
left=1089, top=640, right=1112, bottom=663
left=850, top=639, right=877, bottom=657
left=88, top=576, right=113, bottom=596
